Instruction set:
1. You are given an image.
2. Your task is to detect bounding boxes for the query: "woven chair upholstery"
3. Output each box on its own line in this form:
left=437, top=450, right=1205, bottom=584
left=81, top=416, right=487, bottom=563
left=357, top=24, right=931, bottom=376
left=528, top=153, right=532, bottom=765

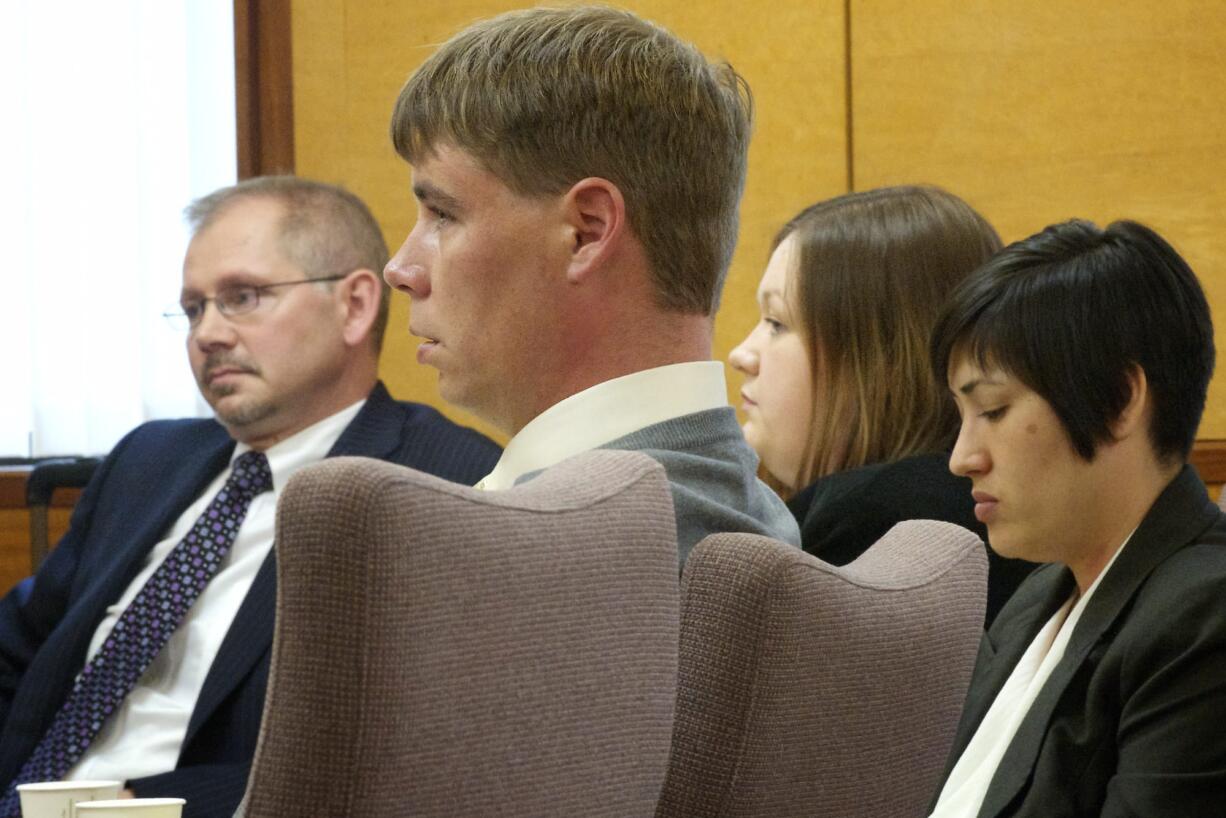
left=241, top=449, right=681, bottom=818
left=656, top=520, right=988, bottom=818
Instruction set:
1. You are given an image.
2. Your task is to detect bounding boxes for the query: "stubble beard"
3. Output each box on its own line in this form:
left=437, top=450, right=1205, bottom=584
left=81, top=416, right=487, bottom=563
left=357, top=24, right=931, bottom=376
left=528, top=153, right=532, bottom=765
left=210, top=387, right=277, bottom=430
left=199, top=373, right=277, bottom=431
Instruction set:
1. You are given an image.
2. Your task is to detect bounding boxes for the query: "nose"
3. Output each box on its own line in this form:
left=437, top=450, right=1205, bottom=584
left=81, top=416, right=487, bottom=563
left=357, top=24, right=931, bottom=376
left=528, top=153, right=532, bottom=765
left=948, top=417, right=989, bottom=478
left=384, top=228, right=431, bottom=299
left=191, top=300, right=238, bottom=352
left=728, top=327, right=760, bottom=376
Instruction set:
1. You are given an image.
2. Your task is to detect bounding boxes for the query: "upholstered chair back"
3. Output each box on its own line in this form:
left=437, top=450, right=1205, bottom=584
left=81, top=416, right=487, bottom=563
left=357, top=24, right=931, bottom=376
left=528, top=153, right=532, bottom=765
left=241, top=450, right=681, bottom=818
left=656, top=521, right=988, bottom=818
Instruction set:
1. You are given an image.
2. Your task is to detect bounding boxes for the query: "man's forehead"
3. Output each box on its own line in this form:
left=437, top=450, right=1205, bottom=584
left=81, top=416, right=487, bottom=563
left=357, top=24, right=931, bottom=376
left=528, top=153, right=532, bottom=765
left=180, top=266, right=284, bottom=293
left=198, top=194, right=285, bottom=232
left=411, top=142, right=483, bottom=180
left=410, top=142, right=523, bottom=203
left=182, top=208, right=296, bottom=289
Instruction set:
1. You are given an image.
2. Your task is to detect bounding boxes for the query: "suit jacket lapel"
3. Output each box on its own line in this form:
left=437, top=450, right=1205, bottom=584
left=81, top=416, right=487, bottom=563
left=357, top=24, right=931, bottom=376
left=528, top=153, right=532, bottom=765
left=183, top=548, right=277, bottom=744
left=978, top=466, right=1219, bottom=817
left=183, top=383, right=401, bottom=745
left=64, top=431, right=236, bottom=680
left=930, top=564, right=1074, bottom=806
left=0, top=427, right=235, bottom=769
left=325, top=381, right=402, bottom=459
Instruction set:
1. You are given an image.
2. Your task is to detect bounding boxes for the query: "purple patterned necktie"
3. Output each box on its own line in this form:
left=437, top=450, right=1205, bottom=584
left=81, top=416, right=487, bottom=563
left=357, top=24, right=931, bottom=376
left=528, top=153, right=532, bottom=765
left=1, top=450, right=272, bottom=816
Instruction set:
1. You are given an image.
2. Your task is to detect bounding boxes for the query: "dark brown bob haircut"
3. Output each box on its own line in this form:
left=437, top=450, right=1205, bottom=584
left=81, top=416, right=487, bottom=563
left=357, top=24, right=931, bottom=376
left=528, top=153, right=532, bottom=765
left=931, top=219, right=1214, bottom=463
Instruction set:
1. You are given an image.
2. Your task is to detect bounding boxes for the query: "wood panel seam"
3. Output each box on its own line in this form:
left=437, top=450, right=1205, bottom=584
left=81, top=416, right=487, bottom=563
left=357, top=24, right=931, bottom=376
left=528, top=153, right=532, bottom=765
left=844, top=0, right=854, bottom=192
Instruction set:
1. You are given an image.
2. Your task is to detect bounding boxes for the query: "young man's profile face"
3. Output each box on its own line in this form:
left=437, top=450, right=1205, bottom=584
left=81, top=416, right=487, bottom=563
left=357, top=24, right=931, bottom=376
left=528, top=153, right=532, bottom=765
left=384, top=144, right=573, bottom=434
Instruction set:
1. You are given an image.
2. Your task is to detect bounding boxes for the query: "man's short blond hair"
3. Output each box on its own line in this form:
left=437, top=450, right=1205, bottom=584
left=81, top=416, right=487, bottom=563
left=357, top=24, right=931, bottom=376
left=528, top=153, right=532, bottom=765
left=390, top=5, right=752, bottom=315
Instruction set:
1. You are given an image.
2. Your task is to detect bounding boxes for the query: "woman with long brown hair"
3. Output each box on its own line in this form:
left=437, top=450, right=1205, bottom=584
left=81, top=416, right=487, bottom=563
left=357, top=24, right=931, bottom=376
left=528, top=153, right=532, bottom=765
left=729, top=185, right=1032, bottom=623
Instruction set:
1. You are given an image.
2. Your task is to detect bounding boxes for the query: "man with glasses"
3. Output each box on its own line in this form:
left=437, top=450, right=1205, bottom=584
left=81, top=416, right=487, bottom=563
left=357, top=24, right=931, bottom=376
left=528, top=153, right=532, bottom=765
left=0, top=177, right=500, bottom=817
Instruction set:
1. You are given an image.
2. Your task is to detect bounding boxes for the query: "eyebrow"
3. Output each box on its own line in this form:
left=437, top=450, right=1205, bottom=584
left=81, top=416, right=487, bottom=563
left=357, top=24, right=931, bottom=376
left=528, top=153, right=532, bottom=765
left=179, top=271, right=271, bottom=297
left=412, top=181, right=464, bottom=213
left=957, top=376, right=1006, bottom=396
left=758, top=288, right=787, bottom=307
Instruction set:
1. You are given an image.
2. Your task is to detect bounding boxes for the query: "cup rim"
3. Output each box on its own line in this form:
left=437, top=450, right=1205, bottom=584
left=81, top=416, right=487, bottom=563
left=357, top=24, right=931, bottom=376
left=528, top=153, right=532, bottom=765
left=16, top=780, right=123, bottom=792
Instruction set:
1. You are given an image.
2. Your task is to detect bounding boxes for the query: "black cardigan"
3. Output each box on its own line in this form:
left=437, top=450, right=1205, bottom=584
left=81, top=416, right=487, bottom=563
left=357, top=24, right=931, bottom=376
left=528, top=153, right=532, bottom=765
left=786, top=452, right=1036, bottom=626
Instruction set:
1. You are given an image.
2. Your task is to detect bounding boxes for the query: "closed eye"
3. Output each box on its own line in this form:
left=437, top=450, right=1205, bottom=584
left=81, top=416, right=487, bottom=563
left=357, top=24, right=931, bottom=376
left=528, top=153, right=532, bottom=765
left=764, top=317, right=786, bottom=336
left=980, top=406, right=1008, bottom=421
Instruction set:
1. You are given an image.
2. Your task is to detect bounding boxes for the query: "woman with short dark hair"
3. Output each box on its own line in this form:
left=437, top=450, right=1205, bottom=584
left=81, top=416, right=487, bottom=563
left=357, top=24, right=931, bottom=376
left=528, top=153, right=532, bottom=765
left=927, top=219, right=1223, bottom=817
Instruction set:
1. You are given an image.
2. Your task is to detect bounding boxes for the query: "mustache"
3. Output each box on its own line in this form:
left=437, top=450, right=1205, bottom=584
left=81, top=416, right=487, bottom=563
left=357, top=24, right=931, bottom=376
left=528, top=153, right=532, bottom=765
left=201, top=354, right=261, bottom=381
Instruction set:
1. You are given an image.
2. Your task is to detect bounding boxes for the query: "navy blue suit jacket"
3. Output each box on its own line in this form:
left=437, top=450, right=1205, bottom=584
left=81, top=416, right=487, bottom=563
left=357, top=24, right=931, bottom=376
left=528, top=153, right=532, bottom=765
left=0, top=382, right=500, bottom=817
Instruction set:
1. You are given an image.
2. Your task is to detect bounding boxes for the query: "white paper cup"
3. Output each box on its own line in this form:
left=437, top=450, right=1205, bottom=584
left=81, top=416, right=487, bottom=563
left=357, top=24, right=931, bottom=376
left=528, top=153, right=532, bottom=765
left=72, top=799, right=185, bottom=818
left=15, top=781, right=123, bottom=818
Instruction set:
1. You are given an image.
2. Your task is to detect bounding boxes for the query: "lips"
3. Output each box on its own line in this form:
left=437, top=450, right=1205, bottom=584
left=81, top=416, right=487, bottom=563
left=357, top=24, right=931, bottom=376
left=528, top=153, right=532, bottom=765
left=201, top=355, right=257, bottom=388
left=415, top=338, right=440, bottom=365
left=206, top=366, right=252, bottom=385
left=740, top=391, right=757, bottom=409
left=971, top=489, right=999, bottom=523
left=409, top=324, right=440, bottom=344
left=408, top=322, right=441, bottom=364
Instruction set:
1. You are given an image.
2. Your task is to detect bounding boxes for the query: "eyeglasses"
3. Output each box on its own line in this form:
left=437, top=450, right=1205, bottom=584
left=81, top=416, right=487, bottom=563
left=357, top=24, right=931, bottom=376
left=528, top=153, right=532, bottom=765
left=163, top=274, right=349, bottom=330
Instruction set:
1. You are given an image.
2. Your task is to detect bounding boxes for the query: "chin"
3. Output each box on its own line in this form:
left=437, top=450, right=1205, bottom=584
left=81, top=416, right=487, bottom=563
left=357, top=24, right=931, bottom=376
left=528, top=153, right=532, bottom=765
left=440, top=374, right=493, bottom=415
left=984, top=527, right=1028, bottom=561
left=215, top=398, right=276, bottom=430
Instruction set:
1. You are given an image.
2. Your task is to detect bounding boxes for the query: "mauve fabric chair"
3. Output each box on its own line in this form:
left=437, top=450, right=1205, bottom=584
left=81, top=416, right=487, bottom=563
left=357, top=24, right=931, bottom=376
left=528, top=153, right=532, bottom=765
left=655, top=521, right=988, bottom=818
left=239, top=449, right=681, bottom=818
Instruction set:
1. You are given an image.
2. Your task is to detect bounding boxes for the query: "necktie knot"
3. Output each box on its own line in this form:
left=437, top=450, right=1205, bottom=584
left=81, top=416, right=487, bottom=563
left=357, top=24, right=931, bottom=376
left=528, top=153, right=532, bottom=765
left=229, top=451, right=273, bottom=499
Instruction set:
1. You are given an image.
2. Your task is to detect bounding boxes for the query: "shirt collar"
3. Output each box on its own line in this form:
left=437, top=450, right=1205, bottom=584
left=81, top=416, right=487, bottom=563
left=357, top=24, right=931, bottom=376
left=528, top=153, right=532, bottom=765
left=477, top=361, right=728, bottom=490
left=232, top=399, right=365, bottom=492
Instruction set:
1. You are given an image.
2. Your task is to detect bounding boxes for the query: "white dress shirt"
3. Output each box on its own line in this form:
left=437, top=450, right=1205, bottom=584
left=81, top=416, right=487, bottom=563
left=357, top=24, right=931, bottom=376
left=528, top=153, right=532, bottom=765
left=929, top=534, right=1132, bottom=818
left=476, top=361, right=729, bottom=490
left=67, top=400, right=363, bottom=783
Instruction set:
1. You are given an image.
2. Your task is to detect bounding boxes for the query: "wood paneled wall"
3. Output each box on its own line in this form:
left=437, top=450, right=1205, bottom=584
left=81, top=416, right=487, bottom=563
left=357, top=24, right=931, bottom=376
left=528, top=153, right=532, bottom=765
left=236, top=0, right=295, bottom=177
left=291, top=0, right=1226, bottom=441
left=0, top=471, right=75, bottom=594
left=11, top=1, right=1226, bottom=590
left=291, top=0, right=848, bottom=444
left=850, top=0, right=1226, bottom=436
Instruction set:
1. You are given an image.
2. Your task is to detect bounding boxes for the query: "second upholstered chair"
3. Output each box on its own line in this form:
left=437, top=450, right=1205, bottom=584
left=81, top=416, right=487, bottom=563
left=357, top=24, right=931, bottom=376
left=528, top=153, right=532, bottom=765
left=240, top=449, right=681, bottom=818
left=655, top=521, right=988, bottom=818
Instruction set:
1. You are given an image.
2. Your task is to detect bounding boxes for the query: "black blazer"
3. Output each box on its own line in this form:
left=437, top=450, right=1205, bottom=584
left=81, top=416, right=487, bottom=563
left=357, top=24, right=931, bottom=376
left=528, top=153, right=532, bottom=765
left=787, top=453, right=1035, bottom=625
left=0, top=383, right=500, bottom=818
left=929, top=465, right=1226, bottom=817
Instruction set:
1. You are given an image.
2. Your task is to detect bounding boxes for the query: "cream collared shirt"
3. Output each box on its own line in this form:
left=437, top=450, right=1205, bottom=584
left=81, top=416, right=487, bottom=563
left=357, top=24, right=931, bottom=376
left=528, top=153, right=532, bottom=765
left=929, top=532, right=1133, bottom=818
left=477, top=361, right=728, bottom=490
left=68, top=399, right=364, bottom=784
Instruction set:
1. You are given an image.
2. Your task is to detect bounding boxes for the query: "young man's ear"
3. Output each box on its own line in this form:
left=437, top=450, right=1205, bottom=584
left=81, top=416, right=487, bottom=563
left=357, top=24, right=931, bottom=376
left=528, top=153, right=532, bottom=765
left=338, top=269, right=383, bottom=347
left=563, top=177, right=626, bottom=284
left=1110, top=364, right=1151, bottom=441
